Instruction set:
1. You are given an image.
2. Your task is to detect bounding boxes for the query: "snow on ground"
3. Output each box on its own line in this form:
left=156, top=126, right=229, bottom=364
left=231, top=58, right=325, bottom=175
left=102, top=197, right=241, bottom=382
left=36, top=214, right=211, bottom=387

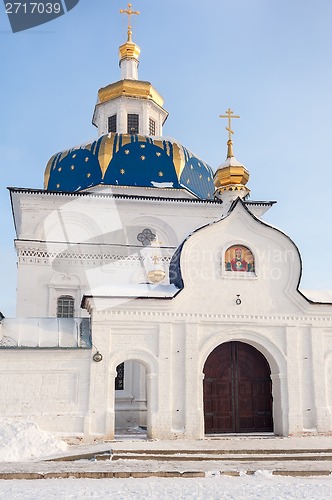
left=0, top=424, right=330, bottom=498
left=0, top=474, right=330, bottom=499
left=0, top=419, right=67, bottom=462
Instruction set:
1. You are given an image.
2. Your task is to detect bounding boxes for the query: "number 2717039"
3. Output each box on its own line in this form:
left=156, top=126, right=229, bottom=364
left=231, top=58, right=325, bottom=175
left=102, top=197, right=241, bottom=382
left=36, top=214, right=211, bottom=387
left=5, top=3, right=62, bottom=14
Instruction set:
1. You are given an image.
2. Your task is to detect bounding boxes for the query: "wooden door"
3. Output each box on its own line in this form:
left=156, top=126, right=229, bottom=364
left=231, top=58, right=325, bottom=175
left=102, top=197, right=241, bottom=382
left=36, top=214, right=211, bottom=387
left=203, top=342, right=273, bottom=433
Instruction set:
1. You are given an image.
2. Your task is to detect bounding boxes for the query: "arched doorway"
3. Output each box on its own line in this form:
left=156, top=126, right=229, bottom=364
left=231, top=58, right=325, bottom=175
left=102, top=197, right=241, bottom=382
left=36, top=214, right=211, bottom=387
left=203, top=341, right=273, bottom=433
left=114, top=360, right=148, bottom=437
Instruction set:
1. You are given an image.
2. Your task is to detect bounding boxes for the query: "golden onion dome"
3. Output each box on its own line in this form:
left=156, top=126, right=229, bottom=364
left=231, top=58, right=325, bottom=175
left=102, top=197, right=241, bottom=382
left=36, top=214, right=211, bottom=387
left=214, top=108, right=250, bottom=196
left=119, top=38, right=141, bottom=61
left=214, top=139, right=250, bottom=191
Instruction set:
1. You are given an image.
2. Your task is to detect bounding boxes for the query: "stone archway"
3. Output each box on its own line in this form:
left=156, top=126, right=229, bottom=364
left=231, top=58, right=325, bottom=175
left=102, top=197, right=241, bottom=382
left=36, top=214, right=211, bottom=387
left=114, top=360, right=147, bottom=436
left=108, top=349, right=159, bottom=440
left=203, top=341, right=273, bottom=433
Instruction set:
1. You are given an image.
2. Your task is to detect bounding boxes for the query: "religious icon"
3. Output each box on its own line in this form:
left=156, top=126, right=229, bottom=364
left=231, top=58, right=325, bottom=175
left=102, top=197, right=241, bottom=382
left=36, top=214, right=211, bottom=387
left=225, top=245, right=254, bottom=273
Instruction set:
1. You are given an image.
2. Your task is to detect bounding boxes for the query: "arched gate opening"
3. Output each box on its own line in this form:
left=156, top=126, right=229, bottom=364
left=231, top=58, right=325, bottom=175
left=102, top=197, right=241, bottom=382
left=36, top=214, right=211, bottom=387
left=203, top=341, right=273, bottom=433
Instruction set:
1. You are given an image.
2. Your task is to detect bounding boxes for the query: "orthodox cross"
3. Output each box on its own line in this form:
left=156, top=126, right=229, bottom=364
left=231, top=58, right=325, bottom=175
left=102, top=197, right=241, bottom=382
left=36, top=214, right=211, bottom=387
left=120, top=3, right=140, bottom=41
left=219, top=108, right=240, bottom=141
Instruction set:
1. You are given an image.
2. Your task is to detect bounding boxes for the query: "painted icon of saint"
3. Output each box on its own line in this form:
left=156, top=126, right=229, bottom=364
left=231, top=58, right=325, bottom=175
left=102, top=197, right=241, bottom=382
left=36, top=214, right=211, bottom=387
left=225, top=246, right=254, bottom=272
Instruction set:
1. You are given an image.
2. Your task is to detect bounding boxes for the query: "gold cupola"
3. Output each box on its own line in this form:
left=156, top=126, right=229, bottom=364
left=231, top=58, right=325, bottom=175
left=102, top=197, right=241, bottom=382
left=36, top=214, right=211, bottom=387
left=119, top=27, right=141, bottom=62
left=214, top=108, right=250, bottom=201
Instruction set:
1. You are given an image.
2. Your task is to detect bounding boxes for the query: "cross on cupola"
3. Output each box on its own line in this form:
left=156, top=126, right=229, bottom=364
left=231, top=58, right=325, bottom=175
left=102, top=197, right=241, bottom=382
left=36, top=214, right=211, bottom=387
left=118, top=2, right=141, bottom=80
left=219, top=108, right=240, bottom=158
left=120, top=3, right=140, bottom=43
left=213, top=107, right=250, bottom=203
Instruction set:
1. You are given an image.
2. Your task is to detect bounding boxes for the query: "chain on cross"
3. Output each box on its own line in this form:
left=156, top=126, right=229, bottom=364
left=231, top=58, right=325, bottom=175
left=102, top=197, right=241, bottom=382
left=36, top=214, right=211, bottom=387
left=219, top=108, right=240, bottom=141
left=120, top=3, right=140, bottom=41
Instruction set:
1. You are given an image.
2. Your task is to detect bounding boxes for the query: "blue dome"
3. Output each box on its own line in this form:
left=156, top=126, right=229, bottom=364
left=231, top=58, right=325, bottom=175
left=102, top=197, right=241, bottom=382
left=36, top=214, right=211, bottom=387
left=45, top=133, right=215, bottom=200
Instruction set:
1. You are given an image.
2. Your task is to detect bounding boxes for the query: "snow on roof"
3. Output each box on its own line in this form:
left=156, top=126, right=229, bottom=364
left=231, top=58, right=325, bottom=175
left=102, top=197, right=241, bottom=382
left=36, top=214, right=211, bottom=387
left=84, top=283, right=179, bottom=299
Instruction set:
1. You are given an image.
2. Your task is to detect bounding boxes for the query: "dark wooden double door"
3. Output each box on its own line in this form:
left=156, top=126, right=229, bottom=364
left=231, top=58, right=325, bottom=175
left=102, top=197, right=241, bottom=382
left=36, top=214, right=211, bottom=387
left=203, top=342, right=273, bottom=433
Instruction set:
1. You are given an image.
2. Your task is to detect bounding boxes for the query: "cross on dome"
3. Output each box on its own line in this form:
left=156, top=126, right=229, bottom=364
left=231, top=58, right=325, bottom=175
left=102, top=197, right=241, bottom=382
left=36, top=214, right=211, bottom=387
left=219, top=108, right=240, bottom=159
left=219, top=108, right=240, bottom=142
left=120, top=3, right=140, bottom=42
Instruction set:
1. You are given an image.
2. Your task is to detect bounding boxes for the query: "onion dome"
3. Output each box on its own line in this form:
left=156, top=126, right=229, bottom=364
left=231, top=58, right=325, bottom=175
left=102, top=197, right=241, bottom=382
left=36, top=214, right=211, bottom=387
left=44, top=133, right=215, bottom=200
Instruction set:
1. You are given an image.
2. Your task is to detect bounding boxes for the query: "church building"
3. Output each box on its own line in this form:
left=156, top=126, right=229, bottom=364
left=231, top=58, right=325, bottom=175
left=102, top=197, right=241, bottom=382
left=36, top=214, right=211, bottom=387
left=1, top=5, right=331, bottom=440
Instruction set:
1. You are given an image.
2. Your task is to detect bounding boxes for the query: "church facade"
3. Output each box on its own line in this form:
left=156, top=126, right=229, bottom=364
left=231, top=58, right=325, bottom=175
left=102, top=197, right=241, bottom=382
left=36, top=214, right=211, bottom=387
left=1, top=8, right=331, bottom=440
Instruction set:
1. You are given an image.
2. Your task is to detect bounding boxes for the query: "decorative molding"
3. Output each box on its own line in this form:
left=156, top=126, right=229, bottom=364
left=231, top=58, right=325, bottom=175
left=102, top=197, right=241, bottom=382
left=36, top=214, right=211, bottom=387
left=95, top=308, right=332, bottom=324
left=18, top=248, right=172, bottom=264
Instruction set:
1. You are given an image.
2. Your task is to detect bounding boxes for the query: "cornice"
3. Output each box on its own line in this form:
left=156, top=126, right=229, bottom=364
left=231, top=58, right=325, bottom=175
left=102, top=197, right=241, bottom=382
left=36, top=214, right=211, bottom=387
left=93, top=308, right=332, bottom=324
left=8, top=187, right=222, bottom=205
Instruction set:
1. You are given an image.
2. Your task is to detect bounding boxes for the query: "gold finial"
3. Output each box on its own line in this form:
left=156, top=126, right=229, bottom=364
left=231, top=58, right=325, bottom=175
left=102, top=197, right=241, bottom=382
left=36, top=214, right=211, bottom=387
left=219, top=108, right=240, bottom=158
left=120, top=3, right=140, bottom=42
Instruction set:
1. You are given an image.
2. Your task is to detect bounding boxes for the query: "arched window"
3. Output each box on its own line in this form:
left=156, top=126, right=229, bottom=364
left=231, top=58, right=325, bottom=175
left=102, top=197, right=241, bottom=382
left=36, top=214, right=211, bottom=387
left=57, top=295, right=75, bottom=318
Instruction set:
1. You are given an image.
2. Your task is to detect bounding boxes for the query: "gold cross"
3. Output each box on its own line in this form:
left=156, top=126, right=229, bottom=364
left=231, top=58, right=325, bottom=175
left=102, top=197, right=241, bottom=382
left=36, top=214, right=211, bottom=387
left=120, top=3, right=140, bottom=41
left=153, top=255, right=159, bottom=265
left=219, top=108, right=240, bottom=141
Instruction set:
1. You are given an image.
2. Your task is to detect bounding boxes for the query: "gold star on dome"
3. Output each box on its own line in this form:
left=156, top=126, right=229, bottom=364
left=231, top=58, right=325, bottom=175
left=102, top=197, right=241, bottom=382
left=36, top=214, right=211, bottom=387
left=140, top=144, right=146, bottom=148
left=158, top=171, right=163, bottom=177
left=199, top=174, right=202, bottom=179
left=120, top=169, right=125, bottom=174
left=124, top=150, right=130, bottom=154
left=85, top=157, right=89, bottom=162
left=71, top=165, right=75, bottom=170
left=72, top=154, right=76, bottom=158
left=58, top=167, right=62, bottom=172
left=190, top=165, right=193, bottom=170
left=56, top=184, right=60, bottom=188
left=208, top=177, right=210, bottom=182
left=140, top=155, right=146, bottom=160
left=198, top=162, right=201, bottom=167
left=156, top=152, right=161, bottom=157
left=207, top=193, right=211, bottom=198
left=187, top=179, right=190, bottom=184
left=87, top=173, right=91, bottom=178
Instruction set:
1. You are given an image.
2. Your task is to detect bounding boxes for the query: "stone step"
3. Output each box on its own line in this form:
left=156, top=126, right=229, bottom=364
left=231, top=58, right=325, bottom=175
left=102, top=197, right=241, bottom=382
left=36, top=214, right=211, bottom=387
left=0, top=470, right=330, bottom=480
left=111, top=448, right=332, bottom=456
left=48, top=448, right=332, bottom=462
left=111, top=453, right=332, bottom=462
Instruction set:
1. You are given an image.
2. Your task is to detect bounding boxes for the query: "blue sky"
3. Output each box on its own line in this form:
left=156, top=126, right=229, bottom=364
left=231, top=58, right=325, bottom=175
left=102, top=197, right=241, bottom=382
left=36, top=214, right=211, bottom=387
left=1, top=0, right=332, bottom=315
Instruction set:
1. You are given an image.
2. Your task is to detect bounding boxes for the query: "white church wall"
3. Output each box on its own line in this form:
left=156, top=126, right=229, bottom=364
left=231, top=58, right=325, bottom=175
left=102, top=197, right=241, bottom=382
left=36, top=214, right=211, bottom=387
left=0, top=349, right=91, bottom=433
left=12, top=190, right=229, bottom=320
left=326, top=350, right=332, bottom=431
left=84, top=303, right=332, bottom=439
left=173, top=203, right=309, bottom=318
left=80, top=197, right=332, bottom=439
left=9, top=189, right=332, bottom=439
